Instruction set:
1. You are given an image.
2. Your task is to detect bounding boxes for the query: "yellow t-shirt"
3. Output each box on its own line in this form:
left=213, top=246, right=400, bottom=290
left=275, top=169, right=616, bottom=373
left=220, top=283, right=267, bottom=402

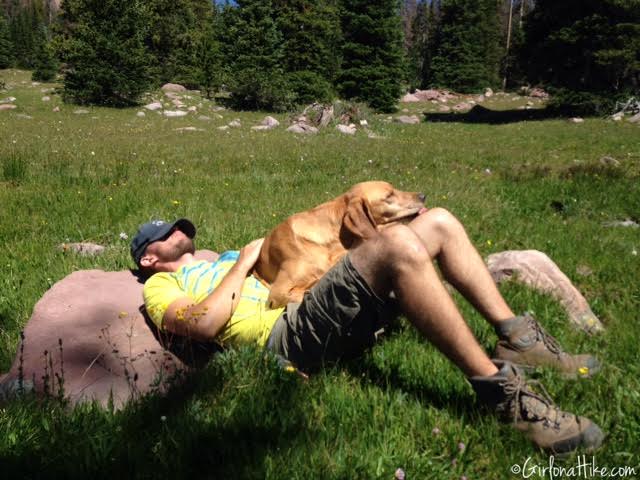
left=143, top=251, right=284, bottom=348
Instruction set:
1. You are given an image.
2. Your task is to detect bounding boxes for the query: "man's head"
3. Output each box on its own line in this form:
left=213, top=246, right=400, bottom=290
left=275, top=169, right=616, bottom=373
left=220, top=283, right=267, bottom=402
left=131, top=219, right=196, bottom=274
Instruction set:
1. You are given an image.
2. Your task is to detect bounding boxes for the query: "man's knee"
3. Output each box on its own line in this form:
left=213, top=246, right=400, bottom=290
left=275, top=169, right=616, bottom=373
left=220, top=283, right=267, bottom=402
left=379, top=225, right=430, bottom=267
left=423, top=207, right=464, bottom=239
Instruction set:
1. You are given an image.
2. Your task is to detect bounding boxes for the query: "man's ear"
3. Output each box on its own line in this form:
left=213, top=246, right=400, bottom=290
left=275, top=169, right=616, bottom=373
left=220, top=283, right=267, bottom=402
left=139, top=253, right=157, bottom=269
left=340, top=196, right=378, bottom=247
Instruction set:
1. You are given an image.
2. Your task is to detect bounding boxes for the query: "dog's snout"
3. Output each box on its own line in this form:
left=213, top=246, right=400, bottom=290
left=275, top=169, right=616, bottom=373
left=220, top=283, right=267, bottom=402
left=418, top=193, right=426, bottom=203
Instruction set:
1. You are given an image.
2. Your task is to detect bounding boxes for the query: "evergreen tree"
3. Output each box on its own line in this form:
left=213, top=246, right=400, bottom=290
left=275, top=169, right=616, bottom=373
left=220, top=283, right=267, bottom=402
left=429, top=0, right=502, bottom=92
left=31, top=24, right=58, bottom=81
left=146, top=0, right=213, bottom=87
left=9, top=0, right=46, bottom=68
left=407, top=0, right=431, bottom=89
left=272, top=0, right=341, bottom=104
left=58, top=0, right=152, bottom=106
left=220, top=0, right=294, bottom=111
left=0, top=14, right=13, bottom=68
left=196, top=12, right=223, bottom=99
left=522, top=0, right=640, bottom=106
left=337, top=0, right=405, bottom=112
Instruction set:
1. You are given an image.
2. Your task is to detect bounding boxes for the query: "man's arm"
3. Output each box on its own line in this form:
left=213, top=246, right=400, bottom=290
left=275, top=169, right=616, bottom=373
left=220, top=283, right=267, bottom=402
left=162, top=238, right=264, bottom=341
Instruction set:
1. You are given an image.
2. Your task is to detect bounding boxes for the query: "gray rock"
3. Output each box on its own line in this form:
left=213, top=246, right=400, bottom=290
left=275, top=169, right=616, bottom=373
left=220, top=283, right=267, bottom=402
left=287, top=123, right=318, bottom=134
left=599, top=156, right=620, bottom=167
left=59, top=242, right=106, bottom=256
left=394, top=115, right=420, bottom=124
left=144, top=102, right=162, bottom=111
left=41, top=96, right=51, bottom=102
left=336, top=124, right=356, bottom=135
left=228, top=119, right=242, bottom=128
left=628, top=112, right=640, bottom=123
left=569, top=117, right=584, bottom=123
left=0, top=96, right=16, bottom=104
left=163, top=110, right=188, bottom=118
left=401, top=93, right=420, bottom=103
left=136, top=111, right=145, bottom=118
left=161, top=83, right=186, bottom=93
left=217, top=125, right=230, bottom=131
left=197, top=115, right=211, bottom=121
left=486, top=250, right=604, bottom=333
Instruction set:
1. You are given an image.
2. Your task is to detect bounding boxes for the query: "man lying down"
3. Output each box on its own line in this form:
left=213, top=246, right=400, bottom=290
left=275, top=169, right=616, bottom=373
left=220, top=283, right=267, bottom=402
left=131, top=210, right=604, bottom=455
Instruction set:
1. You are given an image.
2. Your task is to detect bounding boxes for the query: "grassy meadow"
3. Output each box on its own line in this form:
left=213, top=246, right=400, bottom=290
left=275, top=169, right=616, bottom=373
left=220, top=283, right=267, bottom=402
left=0, top=68, right=639, bottom=478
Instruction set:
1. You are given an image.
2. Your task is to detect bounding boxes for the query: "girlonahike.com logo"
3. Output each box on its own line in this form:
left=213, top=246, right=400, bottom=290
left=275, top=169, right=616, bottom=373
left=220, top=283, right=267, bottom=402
left=510, top=455, right=637, bottom=479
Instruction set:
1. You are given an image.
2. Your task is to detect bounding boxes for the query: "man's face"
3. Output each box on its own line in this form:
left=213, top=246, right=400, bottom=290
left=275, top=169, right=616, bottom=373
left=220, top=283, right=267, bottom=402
left=143, top=227, right=195, bottom=268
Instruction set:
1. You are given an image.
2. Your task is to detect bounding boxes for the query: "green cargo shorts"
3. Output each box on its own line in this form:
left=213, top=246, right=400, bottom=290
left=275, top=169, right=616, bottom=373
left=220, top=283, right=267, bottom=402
left=266, top=254, right=397, bottom=372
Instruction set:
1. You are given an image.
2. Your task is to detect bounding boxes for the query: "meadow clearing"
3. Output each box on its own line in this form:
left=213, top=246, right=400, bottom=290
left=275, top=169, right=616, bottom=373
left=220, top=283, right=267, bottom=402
left=0, top=69, right=639, bottom=478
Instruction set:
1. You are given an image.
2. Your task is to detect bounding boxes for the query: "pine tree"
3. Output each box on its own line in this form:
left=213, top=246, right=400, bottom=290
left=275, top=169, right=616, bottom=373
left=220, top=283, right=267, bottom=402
left=31, top=24, right=58, bottom=81
left=407, top=0, right=430, bottom=89
left=0, top=14, right=13, bottom=68
left=337, top=0, right=405, bottom=112
left=272, top=0, right=341, bottom=104
left=146, top=0, right=213, bottom=87
left=58, top=0, right=152, bottom=106
left=429, top=0, right=503, bottom=92
left=220, top=0, right=294, bottom=111
left=9, top=0, right=45, bottom=68
left=522, top=0, right=640, bottom=103
left=196, top=12, right=223, bottom=99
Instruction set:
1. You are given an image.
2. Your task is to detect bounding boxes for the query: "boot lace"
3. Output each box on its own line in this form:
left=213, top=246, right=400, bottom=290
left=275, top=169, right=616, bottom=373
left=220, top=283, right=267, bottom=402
left=525, top=313, right=563, bottom=356
left=498, top=366, right=565, bottom=429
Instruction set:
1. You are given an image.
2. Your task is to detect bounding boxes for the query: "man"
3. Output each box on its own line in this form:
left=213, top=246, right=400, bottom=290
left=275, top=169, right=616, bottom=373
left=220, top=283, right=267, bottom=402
left=131, top=208, right=604, bottom=454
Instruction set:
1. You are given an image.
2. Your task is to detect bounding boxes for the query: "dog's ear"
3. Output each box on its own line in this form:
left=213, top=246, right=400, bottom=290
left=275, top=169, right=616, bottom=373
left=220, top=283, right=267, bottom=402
left=340, top=196, right=378, bottom=247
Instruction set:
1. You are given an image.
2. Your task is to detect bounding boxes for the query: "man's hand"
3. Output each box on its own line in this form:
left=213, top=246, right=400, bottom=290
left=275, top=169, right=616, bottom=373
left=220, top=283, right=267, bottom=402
left=161, top=237, right=266, bottom=341
left=236, top=238, right=265, bottom=272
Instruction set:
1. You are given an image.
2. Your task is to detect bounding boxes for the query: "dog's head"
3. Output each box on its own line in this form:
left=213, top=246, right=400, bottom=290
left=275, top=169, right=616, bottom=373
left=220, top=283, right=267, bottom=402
left=341, top=181, right=426, bottom=244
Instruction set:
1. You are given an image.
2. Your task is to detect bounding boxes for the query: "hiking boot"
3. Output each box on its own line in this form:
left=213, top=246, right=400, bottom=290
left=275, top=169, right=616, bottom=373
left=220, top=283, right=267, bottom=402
left=470, top=360, right=604, bottom=454
left=493, top=313, right=600, bottom=378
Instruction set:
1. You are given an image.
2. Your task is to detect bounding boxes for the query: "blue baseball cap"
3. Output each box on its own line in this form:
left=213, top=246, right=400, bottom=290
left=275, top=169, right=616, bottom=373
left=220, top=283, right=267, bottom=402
left=130, top=218, right=196, bottom=266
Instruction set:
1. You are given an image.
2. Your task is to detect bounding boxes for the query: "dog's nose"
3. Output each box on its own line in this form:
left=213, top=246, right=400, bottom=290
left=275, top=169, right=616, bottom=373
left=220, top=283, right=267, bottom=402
left=418, top=193, right=426, bottom=203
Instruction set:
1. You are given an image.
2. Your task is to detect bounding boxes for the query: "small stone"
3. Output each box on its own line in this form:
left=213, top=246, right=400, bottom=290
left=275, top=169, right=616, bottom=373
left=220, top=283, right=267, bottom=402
left=432, top=427, right=441, bottom=435
left=599, top=156, right=620, bottom=167
left=228, top=119, right=241, bottom=128
left=73, top=109, right=89, bottom=114
left=163, top=110, right=188, bottom=118
left=197, top=115, right=211, bottom=121
left=174, top=126, right=204, bottom=132
left=187, top=106, right=197, bottom=112
left=161, top=83, right=186, bottom=93
left=336, top=123, right=356, bottom=135
left=136, top=111, right=145, bottom=117
left=144, top=102, right=162, bottom=111
left=603, top=219, right=639, bottom=228
left=0, top=104, right=17, bottom=111
left=41, top=96, right=50, bottom=102
left=611, top=113, right=624, bottom=121
left=569, top=117, right=584, bottom=123
left=576, top=265, right=593, bottom=277
left=15, top=114, right=32, bottom=119
left=628, top=112, right=640, bottom=123
left=484, top=87, right=494, bottom=97
left=394, top=115, right=420, bottom=125
left=438, top=105, right=451, bottom=113
left=59, top=242, right=106, bottom=256
left=286, top=123, right=318, bottom=134
left=52, top=106, right=60, bottom=112
left=0, top=96, right=16, bottom=103
left=452, top=102, right=471, bottom=112
left=359, top=119, right=368, bottom=126
left=217, top=125, right=229, bottom=131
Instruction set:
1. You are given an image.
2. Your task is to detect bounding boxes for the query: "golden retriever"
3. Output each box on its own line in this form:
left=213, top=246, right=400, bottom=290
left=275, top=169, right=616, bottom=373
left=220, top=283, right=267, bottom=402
left=254, top=181, right=426, bottom=308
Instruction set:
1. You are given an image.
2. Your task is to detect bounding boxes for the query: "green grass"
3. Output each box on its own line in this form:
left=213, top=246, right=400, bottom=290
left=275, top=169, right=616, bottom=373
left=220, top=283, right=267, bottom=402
left=1, top=69, right=639, bottom=479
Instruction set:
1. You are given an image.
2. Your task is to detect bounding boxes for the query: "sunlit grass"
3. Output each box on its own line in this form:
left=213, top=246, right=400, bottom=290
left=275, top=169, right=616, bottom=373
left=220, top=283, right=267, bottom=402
left=1, top=69, right=639, bottom=478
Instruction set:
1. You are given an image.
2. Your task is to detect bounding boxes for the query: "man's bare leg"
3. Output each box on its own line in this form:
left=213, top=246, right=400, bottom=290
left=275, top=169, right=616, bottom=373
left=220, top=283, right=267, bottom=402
left=407, top=208, right=514, bottom=326
left=349, top=225, right=497, bottom=378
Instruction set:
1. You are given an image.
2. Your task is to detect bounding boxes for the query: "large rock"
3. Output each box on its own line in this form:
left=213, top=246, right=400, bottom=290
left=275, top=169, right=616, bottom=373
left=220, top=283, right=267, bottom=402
left=394, top=115, right=420, bottom=125
left=486, top=250, right=604, bottom=333
left=161, top=83, right=186, bottom=93
left=0, top=251, right=219, bottom=408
